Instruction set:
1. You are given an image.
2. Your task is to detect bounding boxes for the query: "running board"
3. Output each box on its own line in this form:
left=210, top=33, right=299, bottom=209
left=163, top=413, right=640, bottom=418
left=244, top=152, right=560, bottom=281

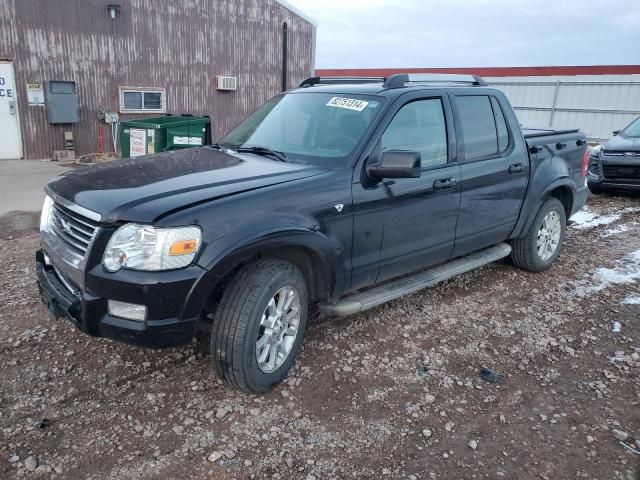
left=319, top=243, right=512, bottom=317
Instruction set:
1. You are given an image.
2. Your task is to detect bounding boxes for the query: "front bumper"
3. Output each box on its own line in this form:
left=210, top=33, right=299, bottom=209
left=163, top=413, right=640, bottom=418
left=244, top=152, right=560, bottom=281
left=587, top=177, right=640, bottom=192
left=36, top=249, right=199, bottom=348
left=588, top=156, right=640, bottom=192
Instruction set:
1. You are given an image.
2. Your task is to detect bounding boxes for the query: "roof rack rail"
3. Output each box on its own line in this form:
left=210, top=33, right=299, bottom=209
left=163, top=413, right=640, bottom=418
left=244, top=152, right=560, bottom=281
left=382, top=73, right=487, bottom=88
left=299, top=76, right=385, bottom=88
left=298, top=73, right=488, bottom=89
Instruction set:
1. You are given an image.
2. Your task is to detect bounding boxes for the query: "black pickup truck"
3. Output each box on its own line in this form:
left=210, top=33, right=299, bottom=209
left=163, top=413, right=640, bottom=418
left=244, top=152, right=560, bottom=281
left=36, top=74, right=589, bottom=393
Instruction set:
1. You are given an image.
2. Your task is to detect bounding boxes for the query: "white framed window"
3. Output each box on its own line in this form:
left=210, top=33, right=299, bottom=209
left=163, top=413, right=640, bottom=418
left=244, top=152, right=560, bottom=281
left=118, top=87, right=166, bottom=113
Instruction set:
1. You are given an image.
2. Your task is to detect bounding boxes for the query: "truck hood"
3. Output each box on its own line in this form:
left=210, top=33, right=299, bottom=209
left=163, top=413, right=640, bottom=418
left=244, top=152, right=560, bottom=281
left=604, top=135, right=640, bottom=152
left=46, top=148, right=329, bottom=223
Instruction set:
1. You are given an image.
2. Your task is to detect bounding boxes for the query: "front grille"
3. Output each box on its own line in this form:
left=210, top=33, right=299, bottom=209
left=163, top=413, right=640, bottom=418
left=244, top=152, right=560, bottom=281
left=50, top=203, right=99, bottom=257
left=602, top=164, right=640, bottom=181
left=603, top=150, right=640, bottom=158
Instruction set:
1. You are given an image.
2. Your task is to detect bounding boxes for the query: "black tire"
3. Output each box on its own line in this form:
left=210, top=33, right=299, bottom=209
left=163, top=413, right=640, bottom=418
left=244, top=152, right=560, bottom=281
left=211, top=259, right=308, bottom=393
left=587, top=182, right=604, bottom=195
left=511, top=198, right=566, bottom=272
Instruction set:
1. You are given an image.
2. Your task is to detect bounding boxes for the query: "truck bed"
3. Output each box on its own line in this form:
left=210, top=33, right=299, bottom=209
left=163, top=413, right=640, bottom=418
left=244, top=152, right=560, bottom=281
left=522, top=127, right=586, bottom=152
left=519, top=126, right=588, bottom=222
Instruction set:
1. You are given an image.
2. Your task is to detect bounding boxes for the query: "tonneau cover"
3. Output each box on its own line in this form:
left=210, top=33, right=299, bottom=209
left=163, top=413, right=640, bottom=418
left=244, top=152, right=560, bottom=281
left=522, top=127, right=580, bottom=139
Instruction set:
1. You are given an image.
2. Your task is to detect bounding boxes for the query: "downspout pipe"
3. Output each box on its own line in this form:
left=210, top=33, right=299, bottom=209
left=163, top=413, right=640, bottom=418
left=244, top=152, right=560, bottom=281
left=282, top=22, right=288, bottom=91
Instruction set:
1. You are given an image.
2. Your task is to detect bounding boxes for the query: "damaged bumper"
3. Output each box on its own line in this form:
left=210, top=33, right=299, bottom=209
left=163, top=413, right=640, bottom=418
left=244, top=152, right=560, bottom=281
left=35, top=249, right=199, bottom=348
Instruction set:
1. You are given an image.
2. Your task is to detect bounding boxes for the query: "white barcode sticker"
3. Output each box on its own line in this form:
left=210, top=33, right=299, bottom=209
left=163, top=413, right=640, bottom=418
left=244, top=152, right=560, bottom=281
left=326, top=97, right=369, bottom=112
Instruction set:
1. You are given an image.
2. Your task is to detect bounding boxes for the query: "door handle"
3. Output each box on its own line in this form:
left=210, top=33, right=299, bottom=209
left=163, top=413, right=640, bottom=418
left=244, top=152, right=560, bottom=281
left=508, top=163, right=526, bottom=174
left=433, top=177, right=457, bottom=190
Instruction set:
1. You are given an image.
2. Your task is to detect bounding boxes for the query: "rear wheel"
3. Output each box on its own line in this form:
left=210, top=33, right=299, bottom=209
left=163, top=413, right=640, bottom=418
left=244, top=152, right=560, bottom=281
left=211, top=259, right=308, bottom=393
left=511, top=198, right=566, bottom=272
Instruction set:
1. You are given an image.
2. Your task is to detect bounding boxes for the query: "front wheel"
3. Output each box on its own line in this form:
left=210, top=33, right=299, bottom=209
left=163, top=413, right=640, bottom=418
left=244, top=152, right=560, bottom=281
left=511, top=198, right=566, bottom=272
left=211, top=259, right=308, bottom=393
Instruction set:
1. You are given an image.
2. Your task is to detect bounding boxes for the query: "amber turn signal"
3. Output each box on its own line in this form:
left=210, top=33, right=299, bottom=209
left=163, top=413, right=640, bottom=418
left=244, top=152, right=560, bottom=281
left=169, top=239, right=198, bottom=256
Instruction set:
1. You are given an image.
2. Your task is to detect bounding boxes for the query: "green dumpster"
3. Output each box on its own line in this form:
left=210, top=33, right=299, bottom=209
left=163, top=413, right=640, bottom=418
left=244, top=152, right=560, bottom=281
left=119, top=114, right=211, bottom=158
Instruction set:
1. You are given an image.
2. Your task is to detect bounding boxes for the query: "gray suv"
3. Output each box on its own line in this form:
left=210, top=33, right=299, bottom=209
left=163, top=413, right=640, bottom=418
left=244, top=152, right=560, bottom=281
left=587, top=117, right=640, bottom=194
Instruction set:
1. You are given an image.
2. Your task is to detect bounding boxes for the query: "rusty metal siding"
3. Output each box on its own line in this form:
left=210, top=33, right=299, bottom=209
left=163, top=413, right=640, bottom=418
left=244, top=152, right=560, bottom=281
left=0, top=0, right=314, bottom=159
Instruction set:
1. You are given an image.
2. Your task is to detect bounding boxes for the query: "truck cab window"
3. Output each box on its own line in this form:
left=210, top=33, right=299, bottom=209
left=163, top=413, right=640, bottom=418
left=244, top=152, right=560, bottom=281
left=491, top=96, right=510, bottom=153
left=381, top=99, right=447, bottom=166
left=455, top=95, right=498, bottom=161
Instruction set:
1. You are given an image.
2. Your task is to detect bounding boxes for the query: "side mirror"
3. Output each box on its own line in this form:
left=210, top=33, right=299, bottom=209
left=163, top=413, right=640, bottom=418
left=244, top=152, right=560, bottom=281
left=366, top=150, right=421, bottom=180
left=613, top=130, right=620, bottom=136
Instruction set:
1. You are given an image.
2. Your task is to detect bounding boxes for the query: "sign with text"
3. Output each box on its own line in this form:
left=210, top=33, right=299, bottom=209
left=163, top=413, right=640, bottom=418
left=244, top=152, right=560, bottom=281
left=130, top=128, right=147, bottom=157
left=27, top=83, right=44, bottom=105
left=0, top=74, right=14, bottom=99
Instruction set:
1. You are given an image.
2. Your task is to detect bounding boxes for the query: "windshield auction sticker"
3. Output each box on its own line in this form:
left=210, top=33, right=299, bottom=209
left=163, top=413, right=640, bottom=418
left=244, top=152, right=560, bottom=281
left=326, top=97, right=369, bottom=112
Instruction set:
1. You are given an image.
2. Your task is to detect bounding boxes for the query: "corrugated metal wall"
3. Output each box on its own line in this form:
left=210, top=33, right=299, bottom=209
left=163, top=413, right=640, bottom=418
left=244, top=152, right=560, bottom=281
left=315, top=67, right=640, bottom=145
left=0, top=0, right=315, bottom=159
left=485, top=75, right=640, bottom=143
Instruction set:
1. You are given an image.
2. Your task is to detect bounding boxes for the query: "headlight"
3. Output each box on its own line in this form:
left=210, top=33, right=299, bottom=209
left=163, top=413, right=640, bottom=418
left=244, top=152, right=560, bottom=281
left=40, top=195, right=53, bottom=231
left=589, top=144, right=602, bottom=158
left=103, top=223, right=202, bottom=272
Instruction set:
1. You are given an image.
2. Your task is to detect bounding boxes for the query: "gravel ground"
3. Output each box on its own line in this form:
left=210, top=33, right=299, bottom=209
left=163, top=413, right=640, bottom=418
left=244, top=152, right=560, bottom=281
left=0, top=194, right=639, bottom=479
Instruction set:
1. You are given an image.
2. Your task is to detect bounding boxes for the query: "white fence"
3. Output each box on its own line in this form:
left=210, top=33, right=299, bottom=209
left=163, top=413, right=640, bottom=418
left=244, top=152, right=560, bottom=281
left=486, top=75, right=640, bottom=143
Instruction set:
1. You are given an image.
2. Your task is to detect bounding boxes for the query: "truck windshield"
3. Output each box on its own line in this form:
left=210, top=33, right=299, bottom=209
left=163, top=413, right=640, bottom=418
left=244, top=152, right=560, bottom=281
left=219, top=92, right=382, bottom=164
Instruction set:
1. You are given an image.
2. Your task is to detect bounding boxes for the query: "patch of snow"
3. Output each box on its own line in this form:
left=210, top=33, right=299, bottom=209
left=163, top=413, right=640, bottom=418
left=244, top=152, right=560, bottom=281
left=623, top=295, right=640, bottom=305
left=573, top=249, right=640, bottom=296
left=570, top=207, right=620, bottom=230
left=602, top=224, right=630, bottom=237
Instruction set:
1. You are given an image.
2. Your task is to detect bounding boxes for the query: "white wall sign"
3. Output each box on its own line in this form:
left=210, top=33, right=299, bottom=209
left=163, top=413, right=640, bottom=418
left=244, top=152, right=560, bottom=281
left=0, top=73, right=14, bottom=99
left=27, top=83, right=44, bottom=105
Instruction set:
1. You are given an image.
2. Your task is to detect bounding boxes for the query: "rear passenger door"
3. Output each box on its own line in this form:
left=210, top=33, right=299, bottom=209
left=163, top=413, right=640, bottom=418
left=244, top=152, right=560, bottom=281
left=450, top=91, right=529, bottom=257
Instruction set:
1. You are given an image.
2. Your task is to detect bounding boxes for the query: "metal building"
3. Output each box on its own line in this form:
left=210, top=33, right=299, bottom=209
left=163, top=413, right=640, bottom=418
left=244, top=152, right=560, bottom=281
left=316, top=66, right=640, bottom=144
left=0, top=0, right=316, bottom=160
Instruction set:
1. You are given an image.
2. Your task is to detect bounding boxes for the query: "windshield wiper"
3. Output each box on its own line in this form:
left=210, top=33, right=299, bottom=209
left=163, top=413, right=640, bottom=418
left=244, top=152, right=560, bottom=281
left=235, top=146, right=287, bottom=162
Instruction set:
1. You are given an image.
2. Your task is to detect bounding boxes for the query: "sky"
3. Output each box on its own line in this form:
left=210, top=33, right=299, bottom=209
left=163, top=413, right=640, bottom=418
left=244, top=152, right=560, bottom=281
left=286, top=0, right=640, bottom=69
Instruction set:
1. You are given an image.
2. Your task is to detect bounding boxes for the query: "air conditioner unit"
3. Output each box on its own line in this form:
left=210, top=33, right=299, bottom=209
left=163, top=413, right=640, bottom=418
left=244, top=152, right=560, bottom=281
left=217, top=76, right=237, bottom=91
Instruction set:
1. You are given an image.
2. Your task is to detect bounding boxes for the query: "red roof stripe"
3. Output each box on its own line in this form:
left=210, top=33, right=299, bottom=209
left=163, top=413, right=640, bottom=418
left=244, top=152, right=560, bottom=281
left=315, top=65, right=640, bottom=77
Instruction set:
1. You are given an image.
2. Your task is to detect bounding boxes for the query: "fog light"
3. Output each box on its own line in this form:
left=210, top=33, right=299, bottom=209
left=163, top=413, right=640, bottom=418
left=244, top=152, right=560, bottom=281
left=108, top=300, right=147, bottom=321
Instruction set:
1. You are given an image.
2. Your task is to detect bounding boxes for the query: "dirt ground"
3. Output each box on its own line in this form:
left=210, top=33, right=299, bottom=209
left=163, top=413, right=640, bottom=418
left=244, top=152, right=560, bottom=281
left=1, top=194, right=639, bottom=480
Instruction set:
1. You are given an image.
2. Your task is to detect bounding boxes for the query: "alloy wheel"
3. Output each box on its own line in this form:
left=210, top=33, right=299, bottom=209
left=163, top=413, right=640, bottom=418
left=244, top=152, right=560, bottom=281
left=536, top=211, right=562, bottom=261
left=255, top=285, right=301, bottom=373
